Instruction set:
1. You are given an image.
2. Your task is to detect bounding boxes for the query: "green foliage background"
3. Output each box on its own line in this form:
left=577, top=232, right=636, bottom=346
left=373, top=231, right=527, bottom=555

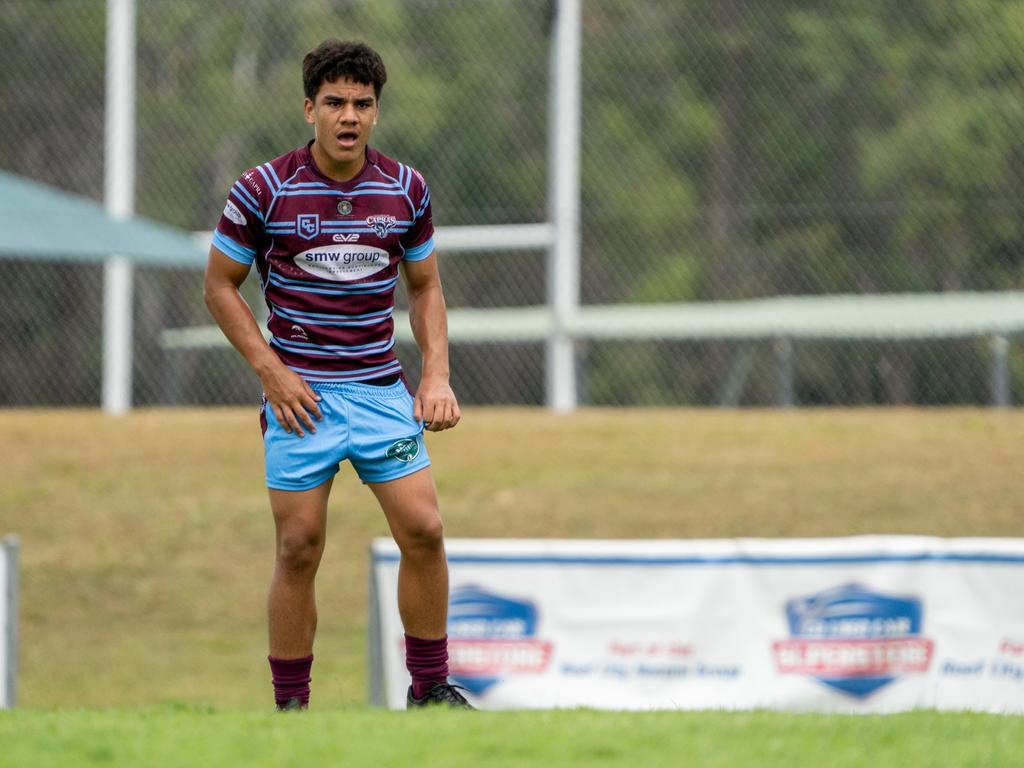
left=1, top=0, right=1023, bottom=405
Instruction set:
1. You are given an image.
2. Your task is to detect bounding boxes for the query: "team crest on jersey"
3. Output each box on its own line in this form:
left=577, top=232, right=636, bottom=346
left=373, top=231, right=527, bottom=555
left=338, top=200, right=353, bottom=215
left=366, top=214, right=398, bottom=238
left=297, top=213, right=320, bottom=240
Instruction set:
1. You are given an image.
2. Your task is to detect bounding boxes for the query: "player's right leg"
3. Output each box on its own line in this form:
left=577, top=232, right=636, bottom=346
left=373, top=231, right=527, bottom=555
left=260, top=385, right=347, bottom=709
left=266, top=479, right=332, bottom=710
left=268, top=480, right=332, bottom=656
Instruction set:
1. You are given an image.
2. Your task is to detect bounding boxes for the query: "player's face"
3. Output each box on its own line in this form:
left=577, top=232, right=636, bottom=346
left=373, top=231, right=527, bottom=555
left=305, top=77, right=379, bottom=180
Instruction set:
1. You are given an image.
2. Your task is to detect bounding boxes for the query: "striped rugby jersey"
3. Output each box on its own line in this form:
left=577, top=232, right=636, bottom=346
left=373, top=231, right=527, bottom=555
left=213, top=141, right=434, bottom=384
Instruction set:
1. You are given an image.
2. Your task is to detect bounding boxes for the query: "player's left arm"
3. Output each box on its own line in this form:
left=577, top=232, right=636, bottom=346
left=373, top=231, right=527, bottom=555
left=401, top=253, right=460, bottom=431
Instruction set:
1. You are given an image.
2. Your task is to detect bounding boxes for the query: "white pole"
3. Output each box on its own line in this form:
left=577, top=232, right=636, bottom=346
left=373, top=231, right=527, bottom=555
left=546, top=0, right=582, bottom=413
left=1, top=535, right=18, bottom=709
left=990, top=334, right=1010, bottom=408
left=102, top=0, right=136, bottom=415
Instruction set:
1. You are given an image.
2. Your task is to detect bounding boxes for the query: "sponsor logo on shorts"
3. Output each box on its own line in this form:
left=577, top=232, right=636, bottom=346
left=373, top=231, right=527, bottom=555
left=385, top=437, right=420, bottom=463
left=772, top=583, right=934, bottom=698
left=293, top=244, right=390, bottom=282
left=297, top=213, right=320, bottom=240
left=223, top=200, right=246, bottom=225
left=366, top=214, right=397, bottom=238
left=447, top=585, right=553, bottom=695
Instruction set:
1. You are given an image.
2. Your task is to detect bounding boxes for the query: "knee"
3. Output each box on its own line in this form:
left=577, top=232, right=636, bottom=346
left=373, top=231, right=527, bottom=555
left=396, top=512, right=445, bottom=555
left=276, top=528, right=324, bottom=575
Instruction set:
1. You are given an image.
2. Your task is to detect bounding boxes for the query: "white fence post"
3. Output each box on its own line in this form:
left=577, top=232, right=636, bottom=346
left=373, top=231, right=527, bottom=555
left=102, top=0, right=137, bottom=415
left=546, top=0, right=582, bottom=413
left=1, top=535, right=19, bottom=709
left=990, top=334, right=1010, bottom=408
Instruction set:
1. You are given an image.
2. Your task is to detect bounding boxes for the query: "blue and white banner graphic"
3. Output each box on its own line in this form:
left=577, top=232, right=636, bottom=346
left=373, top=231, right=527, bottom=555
left=369, top=537, right=1024, bottom=712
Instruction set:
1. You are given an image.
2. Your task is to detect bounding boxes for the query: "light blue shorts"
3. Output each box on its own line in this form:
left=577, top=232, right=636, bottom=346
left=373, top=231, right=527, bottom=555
left=261, top=378, right=430, bottom=491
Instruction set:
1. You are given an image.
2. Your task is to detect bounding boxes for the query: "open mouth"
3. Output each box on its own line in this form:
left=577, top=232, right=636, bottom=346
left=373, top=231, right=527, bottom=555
left=336, top=130, right=359, bottom=148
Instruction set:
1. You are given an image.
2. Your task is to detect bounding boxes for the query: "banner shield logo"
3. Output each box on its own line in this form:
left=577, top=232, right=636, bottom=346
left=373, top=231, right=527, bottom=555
left=773, top=583, right=933, bottom=698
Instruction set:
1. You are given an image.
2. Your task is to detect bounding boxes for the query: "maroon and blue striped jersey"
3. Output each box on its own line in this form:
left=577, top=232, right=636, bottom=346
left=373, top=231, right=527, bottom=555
left=213, top=142, right=435, bottom=384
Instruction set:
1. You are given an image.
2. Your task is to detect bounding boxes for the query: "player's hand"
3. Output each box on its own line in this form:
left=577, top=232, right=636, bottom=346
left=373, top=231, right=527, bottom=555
left=414, top=375, right=460, bottom=432
left=259, top=361, right=322, bottom=437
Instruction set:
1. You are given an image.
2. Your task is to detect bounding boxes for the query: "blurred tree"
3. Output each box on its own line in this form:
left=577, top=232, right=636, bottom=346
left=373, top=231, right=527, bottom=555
left=1, top=0, right=1022, bottom=405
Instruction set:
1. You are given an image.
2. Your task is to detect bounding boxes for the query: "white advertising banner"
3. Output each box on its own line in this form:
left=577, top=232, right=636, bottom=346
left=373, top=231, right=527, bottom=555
left=369, top=537, right=1024, bottom=712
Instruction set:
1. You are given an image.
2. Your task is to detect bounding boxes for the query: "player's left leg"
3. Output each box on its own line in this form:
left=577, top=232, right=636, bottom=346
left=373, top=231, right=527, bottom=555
left=369, top=466, right=448, bottom=638
left=369, top=467, right=472, bottom=708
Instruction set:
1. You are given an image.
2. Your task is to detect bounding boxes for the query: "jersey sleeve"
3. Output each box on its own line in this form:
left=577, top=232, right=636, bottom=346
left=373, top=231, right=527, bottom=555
left=212, top=168, right=268, bottom=266
left=401, top=168, right=435, bottom=262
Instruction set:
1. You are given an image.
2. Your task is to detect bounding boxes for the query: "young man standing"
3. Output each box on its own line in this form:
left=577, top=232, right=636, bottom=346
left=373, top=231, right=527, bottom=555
left=204, top=39, right=471, bottom=710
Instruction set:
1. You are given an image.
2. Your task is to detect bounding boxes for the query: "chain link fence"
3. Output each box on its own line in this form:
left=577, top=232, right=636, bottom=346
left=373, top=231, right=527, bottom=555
left=2, top=0, right=1023, bottom=406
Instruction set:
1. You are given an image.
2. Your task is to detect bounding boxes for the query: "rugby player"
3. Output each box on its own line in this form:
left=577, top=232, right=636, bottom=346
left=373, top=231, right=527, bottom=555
left=204, top=39, right=471, bottom=710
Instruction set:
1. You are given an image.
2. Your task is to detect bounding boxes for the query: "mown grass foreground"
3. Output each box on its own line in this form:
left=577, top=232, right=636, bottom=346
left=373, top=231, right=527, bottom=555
left=0, top=708, right=1020, bottom=768
left=1, top=408, right=1022, bottom=709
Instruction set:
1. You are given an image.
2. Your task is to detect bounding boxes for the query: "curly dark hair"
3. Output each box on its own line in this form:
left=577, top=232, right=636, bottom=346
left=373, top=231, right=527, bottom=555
left=302, top=40, right=387, bottom=101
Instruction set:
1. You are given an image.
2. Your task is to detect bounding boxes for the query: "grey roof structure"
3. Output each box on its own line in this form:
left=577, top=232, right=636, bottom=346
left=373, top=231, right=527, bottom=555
left=0, top=170, right=206, bottom=265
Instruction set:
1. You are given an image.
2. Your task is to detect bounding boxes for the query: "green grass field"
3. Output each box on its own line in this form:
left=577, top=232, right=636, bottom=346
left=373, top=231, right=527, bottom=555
left=1, top=408, right=1022, bottom=765
left=1, top=708, right=1022, bottom=768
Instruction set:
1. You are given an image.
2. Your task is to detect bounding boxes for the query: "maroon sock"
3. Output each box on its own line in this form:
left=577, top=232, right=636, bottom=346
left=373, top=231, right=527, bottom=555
left=405, top=634, right=449, bottom=699
left=268, top=654, right=313, bottom=708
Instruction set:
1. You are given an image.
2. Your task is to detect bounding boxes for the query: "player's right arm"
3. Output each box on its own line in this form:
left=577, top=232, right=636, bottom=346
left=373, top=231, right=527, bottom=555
left=203, top=247, right=321, bottom=436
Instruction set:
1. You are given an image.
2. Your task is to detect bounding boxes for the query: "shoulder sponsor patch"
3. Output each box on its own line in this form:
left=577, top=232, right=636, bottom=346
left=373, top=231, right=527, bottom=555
left=223, top=200, right=246, bottom=226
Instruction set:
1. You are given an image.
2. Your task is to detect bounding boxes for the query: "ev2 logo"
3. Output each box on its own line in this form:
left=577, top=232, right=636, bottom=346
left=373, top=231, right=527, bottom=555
left=297, top=214, right=320, bottom=240
left=333, top=233, right=359, bottom=243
